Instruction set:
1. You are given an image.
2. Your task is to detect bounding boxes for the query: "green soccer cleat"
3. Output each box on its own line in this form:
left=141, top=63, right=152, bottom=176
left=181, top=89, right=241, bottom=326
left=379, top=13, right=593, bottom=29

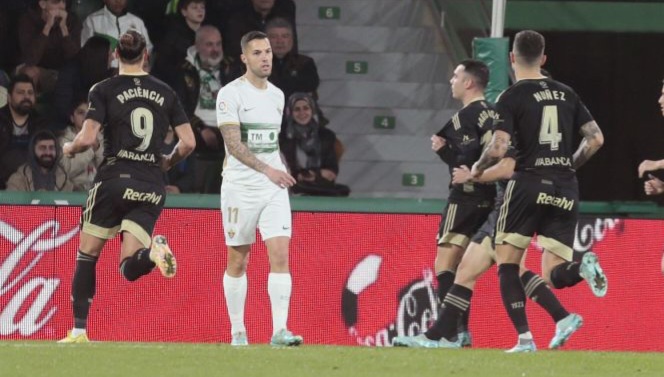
left=150, top=235, right=177, bottom=278
left=457, top=331, right=472, bottom=348
left=505, top=338, right=537, bottom=353
left=231, top=331, right=249, bottom=346
left=579, top=252, right=607, bottom=297
left=270, top=329, right=303, bottom=347
left=57, top=331, right=89, bottom=344
left=393, top=334, right=439, bottom=348
left=549, top=313, right=583, bottom=349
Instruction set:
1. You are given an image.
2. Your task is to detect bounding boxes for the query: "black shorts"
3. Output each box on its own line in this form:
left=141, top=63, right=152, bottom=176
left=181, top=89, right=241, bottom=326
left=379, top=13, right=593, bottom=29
left=437, top=199, right=493, bottom=248
left=495, top=172, right=578, bottom=260
left=470, top=207, right=499, bottom=245
left=81, top=178, right=166, bottom=248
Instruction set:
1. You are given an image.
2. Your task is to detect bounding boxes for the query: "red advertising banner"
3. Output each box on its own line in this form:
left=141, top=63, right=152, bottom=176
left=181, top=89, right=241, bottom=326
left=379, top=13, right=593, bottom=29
left=0, top=205, right=662, bottom=351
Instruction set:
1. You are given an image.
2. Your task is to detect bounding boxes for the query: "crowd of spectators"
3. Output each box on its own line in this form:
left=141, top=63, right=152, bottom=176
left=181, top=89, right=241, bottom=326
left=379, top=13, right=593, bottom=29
left=0, top=0, right=347, bottom=196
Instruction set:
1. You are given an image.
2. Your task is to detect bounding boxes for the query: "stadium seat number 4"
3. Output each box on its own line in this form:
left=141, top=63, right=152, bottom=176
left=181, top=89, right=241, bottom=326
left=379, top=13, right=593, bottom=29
left=539, top=105, right=561, bottom=151
left=373, top=116, right=395, bottom=129
left=319, top=6, right=340, bottom=20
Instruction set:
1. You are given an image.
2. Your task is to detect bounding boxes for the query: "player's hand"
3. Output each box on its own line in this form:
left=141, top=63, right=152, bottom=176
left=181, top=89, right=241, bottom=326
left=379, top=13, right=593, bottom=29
left=264, top=166, right=296, bottom=189
left=644, top=174, right=664, bottom=195
left=159, top=154, right=172, bottom=172
left=452, top=165, right=472, bottom=184
left=431, top=135, right=446, bottom=152
left=62, top=142, right=74, bottom=158
left=470, top=161, right=486, bottom=180
left=638, top=160, right=659, bottom=178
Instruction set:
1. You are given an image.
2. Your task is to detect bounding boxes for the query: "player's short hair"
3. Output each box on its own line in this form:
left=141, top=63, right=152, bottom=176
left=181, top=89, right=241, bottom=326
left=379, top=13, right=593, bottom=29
left=8, top=73, right=34, bottom=94
left=117, top=29, right=146, bottom=64
left=240, top=31, right=268, bottom=53
left=265, top=17, right=293, bottom=34
left=459, top=59, right=490, bottom=89
left=513, top=30, right=545, bottom=65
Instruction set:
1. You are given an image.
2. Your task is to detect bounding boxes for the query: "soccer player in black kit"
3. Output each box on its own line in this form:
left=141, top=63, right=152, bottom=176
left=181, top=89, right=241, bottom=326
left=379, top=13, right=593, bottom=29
left=471, top=30, right=607, bottom=352
left=58, top=29, right=196, bottom=343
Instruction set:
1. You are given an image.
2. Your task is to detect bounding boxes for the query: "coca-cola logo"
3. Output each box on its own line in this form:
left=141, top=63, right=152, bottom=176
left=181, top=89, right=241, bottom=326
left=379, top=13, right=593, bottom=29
left=574, top=218, right=622, bottom=253
left=341, top=255, right=437, bottom=346
left=0, top=220, right=78, bottom=336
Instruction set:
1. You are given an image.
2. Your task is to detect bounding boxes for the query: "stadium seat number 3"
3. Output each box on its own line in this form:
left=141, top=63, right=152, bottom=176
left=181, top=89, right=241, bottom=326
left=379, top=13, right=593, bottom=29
left=131, top=107, right=154, bottom=152
left=539, top=105, right=561, bottom=151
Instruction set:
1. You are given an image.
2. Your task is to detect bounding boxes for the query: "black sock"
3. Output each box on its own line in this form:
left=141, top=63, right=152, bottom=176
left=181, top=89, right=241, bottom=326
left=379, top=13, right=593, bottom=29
left=458, top=303, right=471, bottom=333
left=521, top=270, right=569, bottom=323
left=436, top=271, right=455, bottom=304
left=72, top=250, right=98, bottom=329
left=425, top=284, right=472, bottom=341
left=120, top=248, right=155, bottom=281
left=550, top=261, right=583, bottom=289
left=498, top=263, right=529, bottom=334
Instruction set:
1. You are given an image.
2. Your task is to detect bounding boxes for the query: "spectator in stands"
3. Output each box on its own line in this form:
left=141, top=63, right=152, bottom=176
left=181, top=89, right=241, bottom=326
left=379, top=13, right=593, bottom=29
left=0, top=70, right=9, bottom=108
left=162, top=126, right=196, bottom=193
left=175, top=25, right=241, bottom=192
left=58, top=98, right=103, bottom=191
left=128, top=0, right=172, bottom=45
left=153, top=0, right=206, bottom=87
left=6, top=129, right=73, bottom=191
left=81, top=0, right=153, bottom=66
left=266, top=17, right=319, bottom=106
left=54, top=36, right=112, bottom=127
left=281, top=92, right=349, bottom=196
left=16, top=0, right=82, bottom=94
left=222, top=0, right=296, bottom=59
left=0, top=74, right=49, bottom=189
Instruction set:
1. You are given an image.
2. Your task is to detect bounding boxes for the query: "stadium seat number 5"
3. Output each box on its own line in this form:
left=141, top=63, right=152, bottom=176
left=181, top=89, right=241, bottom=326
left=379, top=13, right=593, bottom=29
left=539, top=105, right=561, bottom=151
left=131, top=107, right=154, bottom=152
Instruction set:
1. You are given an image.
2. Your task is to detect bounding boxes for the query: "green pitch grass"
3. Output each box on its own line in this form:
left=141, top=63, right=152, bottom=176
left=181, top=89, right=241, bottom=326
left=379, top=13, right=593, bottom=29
left=1, top=341, right=661, bottom=377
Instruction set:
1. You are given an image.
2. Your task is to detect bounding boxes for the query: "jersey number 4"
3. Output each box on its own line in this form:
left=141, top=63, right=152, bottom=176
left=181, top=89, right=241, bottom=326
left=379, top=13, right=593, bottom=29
left=131, top=107, right=154, bottom=152
left=539, top=105, right=562, bottom=151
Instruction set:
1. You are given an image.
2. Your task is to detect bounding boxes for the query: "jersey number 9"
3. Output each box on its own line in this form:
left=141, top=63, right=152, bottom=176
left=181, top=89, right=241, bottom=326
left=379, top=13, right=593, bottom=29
left=131, top=107, right=154, bottom=152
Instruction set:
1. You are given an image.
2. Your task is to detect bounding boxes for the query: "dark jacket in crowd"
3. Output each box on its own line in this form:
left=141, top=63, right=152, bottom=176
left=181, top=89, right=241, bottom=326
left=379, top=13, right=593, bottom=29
left=270, top=52, right=320, bottom=104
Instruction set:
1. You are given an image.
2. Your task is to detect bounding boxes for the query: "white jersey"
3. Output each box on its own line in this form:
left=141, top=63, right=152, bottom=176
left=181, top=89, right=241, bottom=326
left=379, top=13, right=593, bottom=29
left=216, top=77, right=286, bottom=187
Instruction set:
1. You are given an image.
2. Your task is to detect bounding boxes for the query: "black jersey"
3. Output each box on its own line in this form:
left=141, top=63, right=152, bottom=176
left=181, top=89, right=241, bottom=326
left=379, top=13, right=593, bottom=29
left=494, top=78, right=593, bottom=174
left=437, top=99, right=497, bottom=202
left=86, top=74, right=189, bottom=183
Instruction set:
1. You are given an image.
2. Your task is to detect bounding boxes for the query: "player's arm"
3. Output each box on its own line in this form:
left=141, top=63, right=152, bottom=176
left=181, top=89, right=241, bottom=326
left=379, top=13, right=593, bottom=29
left=471, top=129, right=510, bottom=178
left=572, top=120, right=604, bottom=170
left=453, top=157, right=515, bottom=185
left=219, top=123, right=296, bottom=187
left=161, top=123, right=196, bottom=171
left=63, top=119, right=101, bottom=157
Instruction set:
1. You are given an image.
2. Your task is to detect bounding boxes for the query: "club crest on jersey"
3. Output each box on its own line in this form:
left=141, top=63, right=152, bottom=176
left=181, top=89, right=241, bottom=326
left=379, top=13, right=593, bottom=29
left=227, top=229, right=235, bottom=239
left=218, top=100, right=228, bottom=113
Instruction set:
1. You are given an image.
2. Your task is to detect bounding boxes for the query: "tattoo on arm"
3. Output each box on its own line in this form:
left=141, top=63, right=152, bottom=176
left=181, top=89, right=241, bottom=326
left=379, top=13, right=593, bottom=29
left=219, top=124, right=268, bottom=173
left=573, top=121, right=603, bottom=169
left=475, top=131, right=509, bottom=172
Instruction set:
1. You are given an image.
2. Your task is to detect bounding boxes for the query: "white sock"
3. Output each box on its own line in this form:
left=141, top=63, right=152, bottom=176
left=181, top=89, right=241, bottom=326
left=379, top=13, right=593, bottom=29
left=223, top=272, right=247, bottom=335
left=518, top=331, right=533, bottom=340
left=268, top=272, right=292, bottom=336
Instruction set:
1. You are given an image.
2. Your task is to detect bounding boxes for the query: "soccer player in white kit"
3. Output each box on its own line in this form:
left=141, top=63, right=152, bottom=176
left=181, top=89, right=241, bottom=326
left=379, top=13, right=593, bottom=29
left=216, top=30, right=302, bottom=346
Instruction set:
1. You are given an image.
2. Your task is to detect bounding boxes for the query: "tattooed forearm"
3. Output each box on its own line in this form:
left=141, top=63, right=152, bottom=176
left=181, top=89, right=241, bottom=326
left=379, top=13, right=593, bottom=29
left=475, top=131, right=510, bottom=172
left=573, top=121, right=604, bottom=169
left=219, top=124, right=268, bottom=173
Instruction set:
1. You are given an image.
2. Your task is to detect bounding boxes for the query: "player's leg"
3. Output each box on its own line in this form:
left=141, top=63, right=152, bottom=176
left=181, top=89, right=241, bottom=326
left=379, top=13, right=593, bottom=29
left=221, top=185, right=259, bottom=346
left=260, top=188, right=302, bottom=346
left=495, top=178, right=538, bottom=352
left=59, top=181, right=114, bottom=343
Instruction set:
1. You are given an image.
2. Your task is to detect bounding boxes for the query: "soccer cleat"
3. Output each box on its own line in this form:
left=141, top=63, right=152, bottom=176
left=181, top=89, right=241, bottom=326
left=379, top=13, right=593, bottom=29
left=549, top=313, right=583, bottom=349
left=438, top=337, right=462, bottom=349
left=57, top=331, right=89, bottom=344
left=457, top=331, right=472, bottom=348
left=505, top=338, right=536, bottom=353
left=579, top=252, right=608, bottom=297
left=231, top=331, right=249, bottom=346
left=270, top=329, right=303, bottom=346
left=150, top=235, right=177, bottom=278
left=393, top=334, right=439, bottom=348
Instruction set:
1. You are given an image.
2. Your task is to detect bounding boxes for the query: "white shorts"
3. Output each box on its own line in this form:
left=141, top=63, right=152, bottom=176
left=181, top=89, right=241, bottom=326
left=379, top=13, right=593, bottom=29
left=220, top=182, right=292, bottom=246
